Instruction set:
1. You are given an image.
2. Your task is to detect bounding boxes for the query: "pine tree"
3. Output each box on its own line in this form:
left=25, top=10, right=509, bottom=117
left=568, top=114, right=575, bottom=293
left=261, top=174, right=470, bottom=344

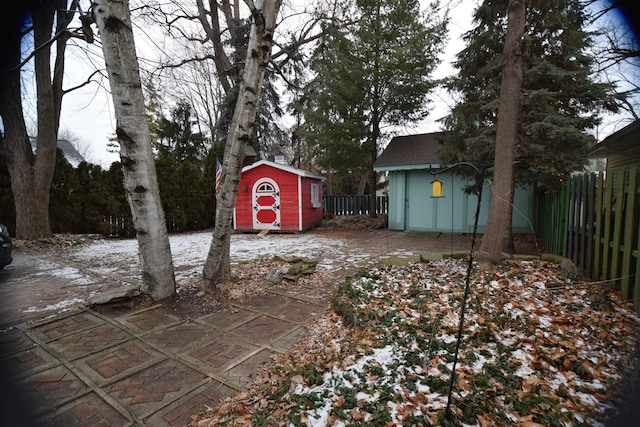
left=441, top=0, right=620, bottom=189
left=300, top=0, right=447, bottom=211
left=440, top=0, right=621, bottom=259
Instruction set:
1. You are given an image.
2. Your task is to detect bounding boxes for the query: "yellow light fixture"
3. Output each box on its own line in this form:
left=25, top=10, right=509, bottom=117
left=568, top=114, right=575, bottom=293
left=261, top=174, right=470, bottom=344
left=431, top=178, right=444, bottom=198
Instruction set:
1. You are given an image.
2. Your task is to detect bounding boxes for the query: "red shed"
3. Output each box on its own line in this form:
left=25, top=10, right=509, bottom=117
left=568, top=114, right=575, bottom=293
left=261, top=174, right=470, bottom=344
left=234, top=160, right=325, bottom=232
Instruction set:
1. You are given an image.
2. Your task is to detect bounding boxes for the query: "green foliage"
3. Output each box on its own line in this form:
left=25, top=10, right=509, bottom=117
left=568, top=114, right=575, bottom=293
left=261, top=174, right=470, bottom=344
left=212, top=17, right=287, bottom=160
left=151, top=100, right=209, bottom=167
left=299, top=0, right=447, bottom=195
left=155, top=154, right=213, bottom=232
left=102, top=162, right=133, bottom=236
left=146, top=98, right=216, bottom=232
left=46, top=151, right=133, bottom=236
left=40, top=147, right=214, bottom=236
left=440, top=0, right=621, bottom=189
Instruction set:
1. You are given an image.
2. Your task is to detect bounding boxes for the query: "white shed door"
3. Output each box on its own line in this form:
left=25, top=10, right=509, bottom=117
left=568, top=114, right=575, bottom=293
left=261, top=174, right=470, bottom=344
left=252, top=179, right=281, bottom=230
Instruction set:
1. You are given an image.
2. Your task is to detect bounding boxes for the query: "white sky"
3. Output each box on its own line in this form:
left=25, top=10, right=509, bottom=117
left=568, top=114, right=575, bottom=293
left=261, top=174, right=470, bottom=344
left=58, top=0, right=477, bottom=168
left=56, top=0, right=633, bottom=168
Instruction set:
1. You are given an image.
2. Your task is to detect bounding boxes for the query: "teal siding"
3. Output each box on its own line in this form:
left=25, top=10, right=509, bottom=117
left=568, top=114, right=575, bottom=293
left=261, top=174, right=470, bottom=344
left=388, top=171, right=406, bottom=230
left=386, top=169, right=534, bottom=233
left=405, top=170, right=432, bottom=230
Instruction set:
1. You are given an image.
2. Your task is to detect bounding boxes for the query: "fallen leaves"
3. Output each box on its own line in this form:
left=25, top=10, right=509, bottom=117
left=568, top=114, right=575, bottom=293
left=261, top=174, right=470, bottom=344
left=195, top=258, right=640, bottom=426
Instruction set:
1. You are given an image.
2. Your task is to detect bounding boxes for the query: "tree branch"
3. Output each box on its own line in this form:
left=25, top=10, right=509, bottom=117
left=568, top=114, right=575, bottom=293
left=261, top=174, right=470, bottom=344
left=1, top=29, right=69, bottom=72
left=62, top=69, right=102, bottom=95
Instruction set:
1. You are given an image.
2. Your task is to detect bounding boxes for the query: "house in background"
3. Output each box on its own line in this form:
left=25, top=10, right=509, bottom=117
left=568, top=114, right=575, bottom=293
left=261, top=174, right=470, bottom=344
left=373, top=133, right=534, bottom=234
left=29, top=137, right=86, bottom=167
left=234, top=156, right=325, bottom=232
left=588, top=120, right=640, bottom=171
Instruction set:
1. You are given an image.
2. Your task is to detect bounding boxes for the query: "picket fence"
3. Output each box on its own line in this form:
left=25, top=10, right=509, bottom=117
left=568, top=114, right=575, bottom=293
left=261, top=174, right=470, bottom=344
left=104, top=195, right=389, bottom=236
left=322, top=195, right=388, bottom=216
left=536, top=168, right=640, bottom=313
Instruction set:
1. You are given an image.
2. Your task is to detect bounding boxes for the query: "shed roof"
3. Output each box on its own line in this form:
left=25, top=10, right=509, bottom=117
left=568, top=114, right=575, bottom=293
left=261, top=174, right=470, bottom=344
left=589, top=120, right=640, bottom=158
left=242, top=160, right=326, bottom=181
left=373, top=133, right=442, bottom=171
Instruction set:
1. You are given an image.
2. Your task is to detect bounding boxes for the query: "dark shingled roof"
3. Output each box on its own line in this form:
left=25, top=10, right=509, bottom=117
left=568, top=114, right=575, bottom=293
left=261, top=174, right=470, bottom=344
left=29, top=137, right=86, bottom=168
left=589, top=120, right=640, bottom=158
left=374, top=133, right=442, bottom=169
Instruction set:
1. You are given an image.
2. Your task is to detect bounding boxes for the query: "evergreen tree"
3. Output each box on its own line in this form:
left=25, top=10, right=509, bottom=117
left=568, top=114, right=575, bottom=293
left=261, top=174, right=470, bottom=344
left=212, top=18, right=286, bottom=160
left=49, top=149, right=80, bottom=233
left=153, top=100, right=208, bottom=166
left=300, top=0, right=447, bottom=213
left=102, top=162, right=133, bottom=236
left=150, top=99, right=213, bottom=232
left=440, top=0, right=620, bottom=190
left=75, top=162, right=113, bottom=234
left=175, top=161, right=210, bottom=229
left=155, top=156, right=181, bottom=231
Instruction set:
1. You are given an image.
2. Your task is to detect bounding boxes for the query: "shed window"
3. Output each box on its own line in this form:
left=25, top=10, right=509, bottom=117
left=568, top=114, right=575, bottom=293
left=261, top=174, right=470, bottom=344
left=311, top=182, right=322, bottom=208
left=257, top=183, right=275, bottom=192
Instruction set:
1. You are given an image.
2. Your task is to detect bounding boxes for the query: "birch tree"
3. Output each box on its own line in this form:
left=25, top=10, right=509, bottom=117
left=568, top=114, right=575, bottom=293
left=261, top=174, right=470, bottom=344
left=201, top=0, right=282, bottom=291
left=94, top=0, right=176, bottom=300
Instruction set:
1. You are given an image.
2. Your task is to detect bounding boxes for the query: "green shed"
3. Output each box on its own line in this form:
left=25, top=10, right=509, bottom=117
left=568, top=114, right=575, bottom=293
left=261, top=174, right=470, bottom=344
left=373, top=133, right=534, bottom=233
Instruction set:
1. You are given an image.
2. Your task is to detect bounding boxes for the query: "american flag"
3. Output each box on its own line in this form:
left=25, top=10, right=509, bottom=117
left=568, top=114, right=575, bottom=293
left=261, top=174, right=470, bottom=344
left=215, top=158, right=221, bottom=198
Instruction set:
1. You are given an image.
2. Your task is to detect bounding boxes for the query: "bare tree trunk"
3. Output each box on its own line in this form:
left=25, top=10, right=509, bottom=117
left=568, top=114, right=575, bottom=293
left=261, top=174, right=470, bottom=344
left=478, top=0, right=526, bottom=264
left=94, top=0, right=176, bottom=300
left=0, top=0, right=74, bottom=239
left=201, top=0, right=283, bottom=292
left=368, top=119, right=380, bottom=218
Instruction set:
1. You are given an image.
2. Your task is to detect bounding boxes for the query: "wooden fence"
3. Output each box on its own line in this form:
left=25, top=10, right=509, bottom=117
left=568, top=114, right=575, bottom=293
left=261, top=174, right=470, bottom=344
left=104, top=216, right=133, bottom=237
left=323, top=195, right=388, bottom=216
left=536, top=168, right=640, bottom=313
left=104, top=195, right=388, bottom=236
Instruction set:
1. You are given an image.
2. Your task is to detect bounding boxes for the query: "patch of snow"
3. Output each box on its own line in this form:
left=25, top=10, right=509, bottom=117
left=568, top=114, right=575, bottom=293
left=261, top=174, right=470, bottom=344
left=24, top=297, right=85, bottom=313
left=538, top=315, right=553, bottom=328
left=67, top=231, right=365, bottom=282
left=438, top=332, right=458, bottom=344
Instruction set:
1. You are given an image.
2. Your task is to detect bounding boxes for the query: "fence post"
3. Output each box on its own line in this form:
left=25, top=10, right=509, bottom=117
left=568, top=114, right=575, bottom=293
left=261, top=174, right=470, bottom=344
left=593, top=173, right=605, bottom=280
left=585, top=173, right=596, bottom=278
left=634, top=168, right=640, bottom=313
left=567, top=176, right=577, bottom=262
left=578, top=174, right=588, bottom=272
left=621, top=169, right=637, bottom=299
left=600, top=171, right=616, bottom=281
left=610, top=171, right=625, bottom=284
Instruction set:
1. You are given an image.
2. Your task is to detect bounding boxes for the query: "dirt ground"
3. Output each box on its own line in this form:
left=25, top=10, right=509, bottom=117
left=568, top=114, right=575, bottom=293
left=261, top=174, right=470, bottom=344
left=96, top=216, right=542, bottom=325
left=1, top=215, right=543, bottom=328
left=3, top=217, right=638, bottom=426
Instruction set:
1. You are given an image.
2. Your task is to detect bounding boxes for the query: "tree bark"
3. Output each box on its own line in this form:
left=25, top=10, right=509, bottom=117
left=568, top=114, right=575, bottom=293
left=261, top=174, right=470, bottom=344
left=368, top=120, right=379, bottom=218
left=477, top=0, right=526, bottom=264
left=0, top=0, right=73, bottom=239
left=94, top=0, right=176, bottom=300
left=201, top=0, right=282, bottom=292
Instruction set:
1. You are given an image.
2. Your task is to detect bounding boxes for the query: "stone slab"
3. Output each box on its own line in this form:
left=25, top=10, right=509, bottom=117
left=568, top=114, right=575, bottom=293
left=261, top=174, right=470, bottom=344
left=76, top=341, right=165, bottom=386
left=145, top=380, right=237, bottom=427
left=105, top=358, right=208, bottom=419
left=47, top=323, right=132, bottom=361
left=230, top=315, right=298, bottom=346
left=38, top=391, right=131, bottom=427
left=184, top=334, right=260, bottom=373
left=117, top=307, right=182, bottom=334
left=144, top=322, right=219, bottom=356
left=29, top=311, right=103, bottom=342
